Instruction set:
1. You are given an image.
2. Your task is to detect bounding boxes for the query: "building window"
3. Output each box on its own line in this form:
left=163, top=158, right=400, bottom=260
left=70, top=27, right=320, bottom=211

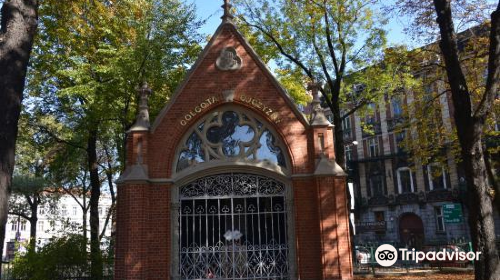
left=38, top=221, right=44, bottom=231
left=39, top=207, right=45, bottom=215
left=365, top=103, right=376, bottom=124
left=397, top=167, right=414, bottom=193
left=374, top=211, right=385, bottom=222
left=391, top=97, right=403, bottom=117
left=396, top=131, right=406, bottom=153
left=435, top=206, right=446, bottom=232
left=342, top=117, right=352, bottom=138
left=369, top=175, right=385, bottom=196
left=99, top=207, right=103, bottom=216
left=61, top=205, right=67, bottom=216
left=11, top=222, right=17, bottom=231
left=368, top=137, right=379, bottom=157
left=72, top=206, right=77, bottom=216
left=326, top=114, right=333, bottom=123
left=318, top=133, right=325, bottom=152
left=428, top=163, right=447, bottom=190
left=345, top=145, right=352, bottom=162
left=20, top=221, right=27, bottom=231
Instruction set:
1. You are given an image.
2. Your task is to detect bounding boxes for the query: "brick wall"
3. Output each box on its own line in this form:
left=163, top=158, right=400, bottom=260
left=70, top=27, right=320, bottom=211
left=115, top=22, right=353, bottom=280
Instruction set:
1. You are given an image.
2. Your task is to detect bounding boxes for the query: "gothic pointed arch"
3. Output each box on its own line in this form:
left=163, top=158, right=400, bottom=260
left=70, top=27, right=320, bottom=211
left=173, top=105, right=291, bottom=178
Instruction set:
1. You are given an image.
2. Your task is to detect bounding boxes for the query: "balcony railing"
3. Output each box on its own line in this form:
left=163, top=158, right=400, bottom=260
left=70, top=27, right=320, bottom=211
left=359, top=188, right=459, bottom=207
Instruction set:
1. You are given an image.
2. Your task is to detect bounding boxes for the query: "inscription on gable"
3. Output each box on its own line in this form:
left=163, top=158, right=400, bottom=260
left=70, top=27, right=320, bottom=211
left=180, top=96, right=220, bottom=126
left=239, top=94, right=282, bottom=124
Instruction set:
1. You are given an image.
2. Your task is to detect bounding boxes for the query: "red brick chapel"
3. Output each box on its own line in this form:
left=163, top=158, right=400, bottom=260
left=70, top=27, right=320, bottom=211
left=114, top=2, right=353, bottom=279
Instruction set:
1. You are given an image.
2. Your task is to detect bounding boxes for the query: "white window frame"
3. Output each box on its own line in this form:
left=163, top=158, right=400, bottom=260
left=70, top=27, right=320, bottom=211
left=435, top=206, right=446, bottom=232
left=368, top=137, right=379, bottom=157
left=20, top=221, right=27, bottom=231
left=427, top=163, right=447, bottom=190
left=396, top=167, right=414, bottom=193
left=38, top=221, right=44, bottom=231
left=342, top=116, right=351, bottom=132
left=72, top=206, right=77, bottom=216
left=345, top=145, right=352, bottom=161
left=342, top=117, right=352, bottom=139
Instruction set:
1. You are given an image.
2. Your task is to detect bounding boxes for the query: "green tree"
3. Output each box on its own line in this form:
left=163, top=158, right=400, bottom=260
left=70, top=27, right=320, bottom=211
left=9, top=175, right=55, bottom=249
left=235, top=0, right=391, bottom=167
left=7, top=111, right=62, bottom=249
left=11, top=234, right=90, bottom=280
left=26, top=1, right=202, bottom=278
left=393, top=1, right=500, bottom=279
left=0, top=1, right=39, bottom=276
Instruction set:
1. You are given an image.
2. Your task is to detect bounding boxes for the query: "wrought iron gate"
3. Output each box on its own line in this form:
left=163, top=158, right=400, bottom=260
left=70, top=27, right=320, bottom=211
left=179, top=173, right=290, bottom=280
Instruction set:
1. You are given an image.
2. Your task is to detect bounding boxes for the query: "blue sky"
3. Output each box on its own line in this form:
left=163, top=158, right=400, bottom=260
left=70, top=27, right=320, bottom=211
left=187, top=0, right=413, bottom=47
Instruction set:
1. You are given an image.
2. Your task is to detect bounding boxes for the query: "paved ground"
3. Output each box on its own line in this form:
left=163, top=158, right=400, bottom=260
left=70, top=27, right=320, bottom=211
left=354, top=272, right=474, bottom=280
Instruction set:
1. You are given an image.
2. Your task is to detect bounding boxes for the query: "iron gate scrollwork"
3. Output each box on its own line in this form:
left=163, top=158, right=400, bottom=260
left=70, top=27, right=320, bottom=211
left=179, top=173, right=290, bottom=280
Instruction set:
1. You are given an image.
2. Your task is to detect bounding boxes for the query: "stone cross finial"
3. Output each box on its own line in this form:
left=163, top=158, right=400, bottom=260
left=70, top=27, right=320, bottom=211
left=129, top=82, right=152, bottom=131
left=308, top=82, right=321, bottom=103
left=308, top=82, right=331, bottom=126
left=138, top=82, right=152, bottom=108
left=221, top=0, right=234, bottom=22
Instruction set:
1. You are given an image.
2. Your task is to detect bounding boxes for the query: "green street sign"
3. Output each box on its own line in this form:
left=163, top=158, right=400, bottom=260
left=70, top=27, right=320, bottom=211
left=443, top=203, right=463, bottom=223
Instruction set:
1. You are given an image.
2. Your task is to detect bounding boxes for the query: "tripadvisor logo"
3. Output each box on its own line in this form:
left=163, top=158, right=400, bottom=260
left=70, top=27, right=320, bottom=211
left=374, top=244, right=482, bottom=267
left=375, top=244, right=398, bottom=267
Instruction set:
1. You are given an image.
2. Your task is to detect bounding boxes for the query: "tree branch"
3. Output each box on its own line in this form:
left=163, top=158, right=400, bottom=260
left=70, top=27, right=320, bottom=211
left=322, top=1, right=339, bottom=75
left=474, top=2, right=500, bottom=120
left=8, top=212, right=30, bottom=221
left=99, top=204, right=113, bottom=241
left=240, top=17, right=315, bottom=79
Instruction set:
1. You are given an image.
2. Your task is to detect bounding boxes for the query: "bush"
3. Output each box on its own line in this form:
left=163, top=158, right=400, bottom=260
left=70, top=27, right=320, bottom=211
left=12, top=234, right=90, bottom=280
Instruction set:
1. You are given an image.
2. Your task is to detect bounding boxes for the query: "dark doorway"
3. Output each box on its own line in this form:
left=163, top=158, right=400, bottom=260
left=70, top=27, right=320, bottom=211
left=399, top=213, right=424, bottom=249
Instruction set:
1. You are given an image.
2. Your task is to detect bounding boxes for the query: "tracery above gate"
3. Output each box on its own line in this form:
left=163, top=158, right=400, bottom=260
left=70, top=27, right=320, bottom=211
left=175, top=109, right=288, bottom=173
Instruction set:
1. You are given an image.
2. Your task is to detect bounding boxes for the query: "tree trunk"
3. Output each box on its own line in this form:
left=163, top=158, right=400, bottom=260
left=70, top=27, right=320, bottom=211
left=87, top=127, right=102, bottom=280
left=433, top=0, right=500, bottom=279
left=0, top=0, right=38, bottom=276
left=463, top=133, right=500, bottom=280
left=28, top=195, right=38, bottom=249
left=331, top=102, right=346, bottom=168
left=83, top=206, right=88, bottom=241
left=484, top=149, right=500, bottom=214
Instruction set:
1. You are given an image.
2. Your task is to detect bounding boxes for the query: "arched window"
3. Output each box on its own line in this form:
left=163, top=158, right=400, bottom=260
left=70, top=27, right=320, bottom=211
left=428, top=163, right=447, bottom=190
left=176, top=109, right=287, bottom=172
left=397, top=167, right=414, bottom=193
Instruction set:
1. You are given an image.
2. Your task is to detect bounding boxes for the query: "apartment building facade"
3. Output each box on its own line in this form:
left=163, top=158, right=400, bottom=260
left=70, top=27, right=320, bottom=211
left=325, top=90, right=500, bottom=248
left=2, top=194, right=113, bottom=260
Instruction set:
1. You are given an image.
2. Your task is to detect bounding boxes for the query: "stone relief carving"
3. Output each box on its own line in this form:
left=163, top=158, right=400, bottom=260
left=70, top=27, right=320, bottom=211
left=216, top=47, right=242, bottom=70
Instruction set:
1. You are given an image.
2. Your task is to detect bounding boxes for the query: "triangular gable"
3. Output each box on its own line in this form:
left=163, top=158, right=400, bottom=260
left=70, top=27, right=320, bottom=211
left=151, top=21, right=309, bottom=132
